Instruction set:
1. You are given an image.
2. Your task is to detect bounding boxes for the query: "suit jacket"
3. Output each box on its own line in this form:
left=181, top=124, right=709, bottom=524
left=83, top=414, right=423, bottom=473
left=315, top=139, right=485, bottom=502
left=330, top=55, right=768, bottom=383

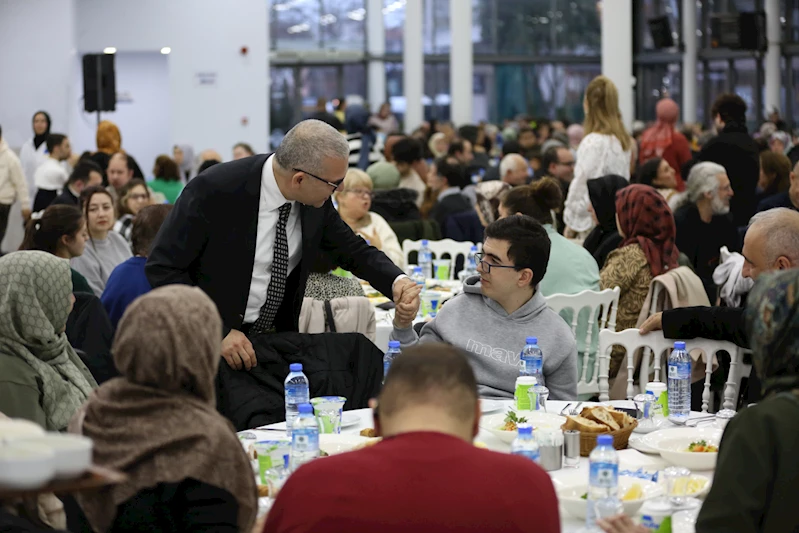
left=145, top=155, right=403, bottom=335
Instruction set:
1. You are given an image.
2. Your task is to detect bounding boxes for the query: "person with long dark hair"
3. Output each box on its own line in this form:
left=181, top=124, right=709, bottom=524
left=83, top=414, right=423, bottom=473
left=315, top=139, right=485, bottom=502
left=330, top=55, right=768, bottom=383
left=114, top=179, right=151, bottom=241
left=148, top=155, right=183, bottom=204
left=19, top=111, right=51, bottom=199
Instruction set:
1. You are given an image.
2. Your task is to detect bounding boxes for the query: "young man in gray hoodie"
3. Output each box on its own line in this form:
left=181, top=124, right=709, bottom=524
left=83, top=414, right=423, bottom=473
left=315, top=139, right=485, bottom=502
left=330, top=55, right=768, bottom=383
left=391, top=215, right=578, bottom=400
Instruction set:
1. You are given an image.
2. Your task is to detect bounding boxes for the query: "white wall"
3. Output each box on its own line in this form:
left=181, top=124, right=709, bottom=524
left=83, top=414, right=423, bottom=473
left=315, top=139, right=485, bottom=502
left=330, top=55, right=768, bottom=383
left=74, top=0, right=270, bottom=158
left=69, top=52, right=170, bottom=177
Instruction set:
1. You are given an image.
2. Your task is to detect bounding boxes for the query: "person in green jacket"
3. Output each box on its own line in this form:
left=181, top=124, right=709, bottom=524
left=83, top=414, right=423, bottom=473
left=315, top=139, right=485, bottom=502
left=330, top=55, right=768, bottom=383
left=149, top=154, right=184, bottom=204
left=0, top=251, right=97, bottom=430
left=19, top=204, right=94, bottom=295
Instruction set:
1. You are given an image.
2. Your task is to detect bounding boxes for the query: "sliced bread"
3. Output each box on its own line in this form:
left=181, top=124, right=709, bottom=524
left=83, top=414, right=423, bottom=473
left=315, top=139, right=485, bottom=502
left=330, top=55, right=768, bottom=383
left=583, top=407, right=621, bottom=431
left=563, top=415, right=607, bottom=433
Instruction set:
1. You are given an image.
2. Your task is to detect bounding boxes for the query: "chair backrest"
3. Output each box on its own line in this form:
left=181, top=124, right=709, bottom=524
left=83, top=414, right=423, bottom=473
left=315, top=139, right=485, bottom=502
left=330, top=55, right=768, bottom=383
left=598, top=329, right=744, bottom=411
left=401, top=239, right=478, bottom=279
left=546, top=287, right=620, bottom=396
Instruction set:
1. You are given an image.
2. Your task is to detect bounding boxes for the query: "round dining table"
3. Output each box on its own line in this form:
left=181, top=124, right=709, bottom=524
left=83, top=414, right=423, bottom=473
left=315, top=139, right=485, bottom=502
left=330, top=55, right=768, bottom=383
left=244, top=399, right=714, bottom=532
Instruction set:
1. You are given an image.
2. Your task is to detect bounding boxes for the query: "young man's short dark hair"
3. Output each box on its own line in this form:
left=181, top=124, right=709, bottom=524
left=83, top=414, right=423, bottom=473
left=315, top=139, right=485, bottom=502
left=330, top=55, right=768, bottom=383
left=541, top=146, right=567, bottom=177
left=518, top=127, right=536, bottom=139
left=501, top=140, right=522, bottom=157
left=379, top=343, right=478, bottom=421
left=46, top=133, right=67, bottom=153
left=484, top=215, right=551, bottom=286
left=67, top=160, right=103, bottom=186
left=392, top=137, right=424, bottom=164
left=447, top=140, right=469, bottom=157
left=131, top=204, right=173, bottom=257
left=198, top=159, right=220, bottom=174
left=457, top=125, right=480, bottom=146
left=711, top=93, right=747, bottom=125
left=434, top=156, right=469, bottom=190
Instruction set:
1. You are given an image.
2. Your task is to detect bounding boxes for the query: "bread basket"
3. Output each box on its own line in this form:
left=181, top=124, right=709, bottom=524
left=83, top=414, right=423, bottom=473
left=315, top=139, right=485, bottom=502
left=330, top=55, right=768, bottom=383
left=561, top=419, right=638, bottom=457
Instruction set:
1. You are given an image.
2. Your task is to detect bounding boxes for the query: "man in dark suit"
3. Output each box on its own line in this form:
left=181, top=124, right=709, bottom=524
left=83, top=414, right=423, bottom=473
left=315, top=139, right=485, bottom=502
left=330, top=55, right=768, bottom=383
left=146, top=120, right=421, bottom=371
left=51, top=160, right=103, bottom=207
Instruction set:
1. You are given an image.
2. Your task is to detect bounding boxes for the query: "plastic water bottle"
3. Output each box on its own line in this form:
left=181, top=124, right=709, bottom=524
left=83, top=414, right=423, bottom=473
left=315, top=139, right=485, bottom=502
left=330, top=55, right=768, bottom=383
left=418, top=240, right=433, bottom=279
left=465, top=245, right=478, bottom=276
left=586, top=435, right=620, bottom=529
left=510, top=423, right=540, bottom=463
left=668, top=341, right=691, bottom=425
left=289, top=403, right=318, bottom=471
left=520, top=337, right=543, bottom=378
left=284, top=363, right=309, bottom=438
left=411, top=266, right=426, bottom=318
left=384, top=341, right=401, bottom=382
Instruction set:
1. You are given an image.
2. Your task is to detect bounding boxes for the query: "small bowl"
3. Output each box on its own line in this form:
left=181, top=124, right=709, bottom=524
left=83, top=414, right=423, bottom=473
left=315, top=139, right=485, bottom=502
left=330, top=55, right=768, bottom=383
left=657, top=437, right=719, bottom=471
left=0, top=442, right=56, bottom=489
left=479, top=411, right=567, bottom=444
left=16, top=433, right=93, bottom=479
left=0, top=419, right=46, bottom=442
left=556, top=476, right=663, bottom=520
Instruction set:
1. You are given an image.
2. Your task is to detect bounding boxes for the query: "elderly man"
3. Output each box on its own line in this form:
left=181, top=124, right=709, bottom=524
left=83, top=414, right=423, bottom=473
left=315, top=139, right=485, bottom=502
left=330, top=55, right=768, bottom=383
left=641, top=207, right=799, bottom=403
left=674, top=161, right=739, bottom=301
left=499, top=153, right=530, bottom=187
left=264, top=344, right=560, bottom=533
left=146, top=120, right=420, bottom=371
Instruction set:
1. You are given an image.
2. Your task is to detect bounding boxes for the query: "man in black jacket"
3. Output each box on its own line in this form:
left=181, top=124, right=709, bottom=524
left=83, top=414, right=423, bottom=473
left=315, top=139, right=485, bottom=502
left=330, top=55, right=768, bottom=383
left=428, top=156, right=473, bottom=235
left=146, top=119, right=420, bottom=371
left=640, top=208, right=799, bottom=402
left=697, top=93, right=760, bottom=227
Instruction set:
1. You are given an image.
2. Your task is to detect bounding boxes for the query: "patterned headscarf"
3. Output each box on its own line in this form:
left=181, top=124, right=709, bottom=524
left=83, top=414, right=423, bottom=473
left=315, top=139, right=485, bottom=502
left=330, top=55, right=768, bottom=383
left=615, top=184, right=679, bottom=277
left=744, top=269, right=799, bottom=397
left=0, top=251, right=96, bottom=430
left=476, top=180, right=512, bottom=226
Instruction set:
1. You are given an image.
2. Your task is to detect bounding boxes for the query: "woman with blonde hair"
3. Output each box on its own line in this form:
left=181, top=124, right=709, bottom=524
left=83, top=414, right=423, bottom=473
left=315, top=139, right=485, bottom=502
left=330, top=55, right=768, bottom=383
left=335, top=169, right=404, bottom=268
left=563, top=75, right=632, bottom=238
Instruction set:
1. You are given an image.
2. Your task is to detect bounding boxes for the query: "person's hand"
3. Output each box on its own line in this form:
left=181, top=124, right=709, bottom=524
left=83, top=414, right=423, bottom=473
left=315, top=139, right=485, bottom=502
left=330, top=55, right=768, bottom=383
left=564, top=226, right=578, bottom=239
left=359, top=229, right=382, bottom=250
left=20, top=209, right=31, bottom=222
left=392, top=278, right=421, bottom=329
left=221, top=329, right=257, bottom=371
left=596, top=515, right=650, bottom=533
left=639, top=312, right=663, bottom=334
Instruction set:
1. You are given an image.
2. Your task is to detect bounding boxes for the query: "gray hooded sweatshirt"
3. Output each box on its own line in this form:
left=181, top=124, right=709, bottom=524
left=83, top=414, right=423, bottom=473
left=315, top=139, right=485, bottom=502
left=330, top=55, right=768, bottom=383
left=391, top=276, right=578, bottom=400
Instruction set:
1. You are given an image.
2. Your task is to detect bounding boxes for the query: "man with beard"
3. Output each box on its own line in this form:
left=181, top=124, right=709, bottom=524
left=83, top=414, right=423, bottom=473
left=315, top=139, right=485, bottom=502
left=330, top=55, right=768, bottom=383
left=673, top=161, right=739, bottom=301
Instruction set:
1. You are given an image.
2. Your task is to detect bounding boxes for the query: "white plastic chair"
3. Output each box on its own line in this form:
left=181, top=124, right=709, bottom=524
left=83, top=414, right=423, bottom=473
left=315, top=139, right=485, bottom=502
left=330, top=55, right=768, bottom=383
left=599, top=329, right=744, bottom=412
left=401, top=239, right=477, bottom=279
left=545, top=287, right=620, bottom=398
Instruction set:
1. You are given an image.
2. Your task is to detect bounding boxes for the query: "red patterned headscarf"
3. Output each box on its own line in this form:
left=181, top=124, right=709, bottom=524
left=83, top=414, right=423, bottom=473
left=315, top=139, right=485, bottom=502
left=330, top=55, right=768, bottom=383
left=615, top=184, right=679, bottom=276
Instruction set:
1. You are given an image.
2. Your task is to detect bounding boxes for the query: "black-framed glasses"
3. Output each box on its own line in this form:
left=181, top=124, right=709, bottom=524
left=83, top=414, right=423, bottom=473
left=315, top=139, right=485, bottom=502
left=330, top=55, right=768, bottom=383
left=293, top=167, right=345, bottom=191
left=342, top=188, right=374, bottom=199
left=474, top=252, right=520, bottom=274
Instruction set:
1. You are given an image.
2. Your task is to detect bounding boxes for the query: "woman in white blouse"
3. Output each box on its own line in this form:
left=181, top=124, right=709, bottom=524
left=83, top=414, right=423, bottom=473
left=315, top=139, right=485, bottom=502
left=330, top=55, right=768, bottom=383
left=18, top=111, right=51, bottom=204
left=563, top=76, right=632, bottom=238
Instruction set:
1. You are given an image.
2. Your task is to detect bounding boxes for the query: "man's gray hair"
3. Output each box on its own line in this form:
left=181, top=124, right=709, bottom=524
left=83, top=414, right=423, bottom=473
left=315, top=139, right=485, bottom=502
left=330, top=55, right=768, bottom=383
left=749, top=208, right=799, bottom=265
left=274, top=119, right=350, bottom=175
left=499, top=153, right=527, bottom=178
left=686, top=162, right=726, bottom=203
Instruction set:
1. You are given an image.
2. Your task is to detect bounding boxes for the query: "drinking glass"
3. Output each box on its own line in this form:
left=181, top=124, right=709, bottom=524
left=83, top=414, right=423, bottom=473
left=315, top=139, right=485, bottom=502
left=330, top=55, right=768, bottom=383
left=663, top=466, right=692, bottom=507
left=310, top=396, right=347, bottom=434
left=433, top=259, right=451, bottom=280
left=527, top=385, right=549, bottom=412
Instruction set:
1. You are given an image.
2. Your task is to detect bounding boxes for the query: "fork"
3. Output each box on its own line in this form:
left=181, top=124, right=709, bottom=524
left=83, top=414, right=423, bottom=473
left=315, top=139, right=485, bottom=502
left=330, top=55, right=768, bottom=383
left=568, top=402, right=583, bottom=416
left=559, top=403, right=573, bottom=415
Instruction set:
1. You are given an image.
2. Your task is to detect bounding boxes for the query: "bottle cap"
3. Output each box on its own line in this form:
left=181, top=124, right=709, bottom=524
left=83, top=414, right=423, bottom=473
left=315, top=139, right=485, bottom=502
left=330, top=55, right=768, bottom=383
left=298, top=403, right=313, bottom=415
left=422, top=239, right=429, bottom=245
left=289, top=363, right=303, bottom=372
left=596, top=434, right=614, bottom=446
left=414, top=266, right=422, bottom=273
left=674, top=341, right=686, bottom=350
left=526, top=336, right=537, bottom=345
left=388, top=340, right=400, bottom=349
left=470, top=245, right=478, bottom=251
left=517, top=423, right=533, bottom=435
left=283, top=454, right=290, bottom=468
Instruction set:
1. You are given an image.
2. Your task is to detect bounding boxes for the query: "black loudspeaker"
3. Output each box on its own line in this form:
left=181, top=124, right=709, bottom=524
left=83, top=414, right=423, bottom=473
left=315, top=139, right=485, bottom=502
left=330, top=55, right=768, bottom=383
left=711, top=12, right=766, bottom=51
left=82, top=54, right=116, bottom=112
left=648, top=16, right=675, bottom=49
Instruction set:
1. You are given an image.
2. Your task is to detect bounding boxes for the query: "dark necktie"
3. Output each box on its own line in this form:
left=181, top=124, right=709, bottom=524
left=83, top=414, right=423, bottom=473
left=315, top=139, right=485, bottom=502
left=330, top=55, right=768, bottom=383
left=252, top=202, right=292, bottom=334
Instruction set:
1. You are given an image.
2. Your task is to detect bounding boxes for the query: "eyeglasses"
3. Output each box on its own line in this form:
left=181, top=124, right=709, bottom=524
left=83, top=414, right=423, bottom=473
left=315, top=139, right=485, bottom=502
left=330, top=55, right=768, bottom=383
left=343, top=188, right=374, bottom=198
left=474, top=252, right=521, bottom=274
left=293, top=167, right=345, bottom=191
left=128, top=193, right=149, bottom=201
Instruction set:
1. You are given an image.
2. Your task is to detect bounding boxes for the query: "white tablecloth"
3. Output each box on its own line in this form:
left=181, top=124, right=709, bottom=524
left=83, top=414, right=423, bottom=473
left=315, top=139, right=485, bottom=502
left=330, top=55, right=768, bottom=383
left=251, top=400, right=713, bottom=532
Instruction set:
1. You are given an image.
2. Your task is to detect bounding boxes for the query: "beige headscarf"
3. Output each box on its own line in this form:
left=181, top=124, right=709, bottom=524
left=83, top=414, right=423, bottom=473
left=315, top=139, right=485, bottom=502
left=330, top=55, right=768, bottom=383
left=73, top=286, right=256, bottom=533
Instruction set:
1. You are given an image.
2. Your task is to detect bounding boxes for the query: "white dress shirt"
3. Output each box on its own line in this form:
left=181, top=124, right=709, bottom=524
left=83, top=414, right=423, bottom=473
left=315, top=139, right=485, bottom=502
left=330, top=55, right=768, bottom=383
left=244, top=155, right=303, bottom=323
left=33, top=158, right=68, bottom=191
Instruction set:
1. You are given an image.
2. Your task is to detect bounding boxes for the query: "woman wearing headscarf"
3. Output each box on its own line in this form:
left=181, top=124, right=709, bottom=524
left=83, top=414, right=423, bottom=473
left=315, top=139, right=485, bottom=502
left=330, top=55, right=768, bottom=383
left=88, top=121, right=144, bottom=182
left=583, top=175, right=629, bottom=269
left=172, top=144, right=195, bottom=182
left=600, top=184, right=679, bottom=376
left=693, top=269, right=799, bottom=533
left=639, top=98, right=692, bottom=191
left=70, top=286, right=257, bottom=533
left=0, top=251, right=97, bottom=430
left=19, top=111, right=51, bottom=200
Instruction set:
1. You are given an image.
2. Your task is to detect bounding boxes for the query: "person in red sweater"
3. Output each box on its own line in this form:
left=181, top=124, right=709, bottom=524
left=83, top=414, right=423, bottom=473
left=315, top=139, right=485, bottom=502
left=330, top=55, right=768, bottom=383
left=639, top=98, right=692, bottom=191
left=263, top=343, right=560, bottom=533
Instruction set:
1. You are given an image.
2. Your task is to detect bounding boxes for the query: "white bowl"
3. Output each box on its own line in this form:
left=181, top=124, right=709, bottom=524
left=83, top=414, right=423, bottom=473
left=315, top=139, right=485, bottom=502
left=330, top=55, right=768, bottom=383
left=637, top=427, right=722, bottom=456
left=556, top=477, right=664, bottom=520
left=16, top=433, right=93, bottom=479
left=0, top=419, right=46, bottom=442
left=0, top=442, right=56, bottom=489
left=318, top=434, right=379, bottom=455
left=657, top=436, right=719, bottom=470
left=480, top=411, right=567, bottom=444
left=682, top=474, right=712, bottom=499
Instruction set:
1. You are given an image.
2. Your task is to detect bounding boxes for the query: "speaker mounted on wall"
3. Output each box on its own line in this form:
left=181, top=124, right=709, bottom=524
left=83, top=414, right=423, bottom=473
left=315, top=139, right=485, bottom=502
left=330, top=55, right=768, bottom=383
left=710, top=11, right=766, bottom=52
left=82, top=54, right=117, bottom=113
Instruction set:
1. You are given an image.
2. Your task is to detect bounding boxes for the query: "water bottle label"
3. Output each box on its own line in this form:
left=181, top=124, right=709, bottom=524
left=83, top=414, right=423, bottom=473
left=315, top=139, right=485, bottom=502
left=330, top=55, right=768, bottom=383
left=589, top=462, right=618, bottom=488
left=291, top=428, right=319, bottom=452
left=383, top=360, right=391, bottom=377
left=285, top=384, right=309, bottom=404
left=512, top=450, right=540, bottom=462
left=421, top=251, right=432, bottom=262
left=668, top=361, right=691, bottom=379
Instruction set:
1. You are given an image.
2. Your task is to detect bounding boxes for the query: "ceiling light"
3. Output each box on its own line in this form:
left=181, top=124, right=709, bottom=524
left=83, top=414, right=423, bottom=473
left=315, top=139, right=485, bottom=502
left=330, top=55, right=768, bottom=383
left=320, top=14, right=337, bottom=25
left=160, top=47, right=171, bottom=55
left=287, top=23, right=311, bottom=34
left=348, top=8, right=366, bottom=21
left=103, top=47, right=116, bottom=54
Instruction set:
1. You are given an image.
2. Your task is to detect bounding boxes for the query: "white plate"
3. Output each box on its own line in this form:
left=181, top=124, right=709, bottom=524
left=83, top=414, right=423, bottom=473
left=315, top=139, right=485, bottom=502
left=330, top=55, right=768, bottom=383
left=656, top=431, right=721, bottom=470
left=480, top=400, right=503, bottom=414
left=640, top=427, right=722, bottom=455
left=479, top=411, right=567, bottom=444
left=628, top=433, right=660, bottom=454
left=341, top=413, right=360, bottom=428
left=556, top=476, right=664, bottom=520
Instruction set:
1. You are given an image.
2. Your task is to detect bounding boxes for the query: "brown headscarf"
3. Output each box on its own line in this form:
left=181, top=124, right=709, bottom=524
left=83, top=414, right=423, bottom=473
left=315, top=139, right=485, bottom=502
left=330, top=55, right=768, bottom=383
left=73, top=286, right=256, bottom=533
left=96, top=120, right=122, bottom=154
left=615, top=184, right=679, bottom=277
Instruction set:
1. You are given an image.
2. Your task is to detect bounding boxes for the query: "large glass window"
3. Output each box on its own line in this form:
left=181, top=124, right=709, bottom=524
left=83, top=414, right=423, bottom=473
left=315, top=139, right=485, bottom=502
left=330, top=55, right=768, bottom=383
left=637, top=63, right=682, bottom=121
left=271, top=0, right=365, bottom=51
